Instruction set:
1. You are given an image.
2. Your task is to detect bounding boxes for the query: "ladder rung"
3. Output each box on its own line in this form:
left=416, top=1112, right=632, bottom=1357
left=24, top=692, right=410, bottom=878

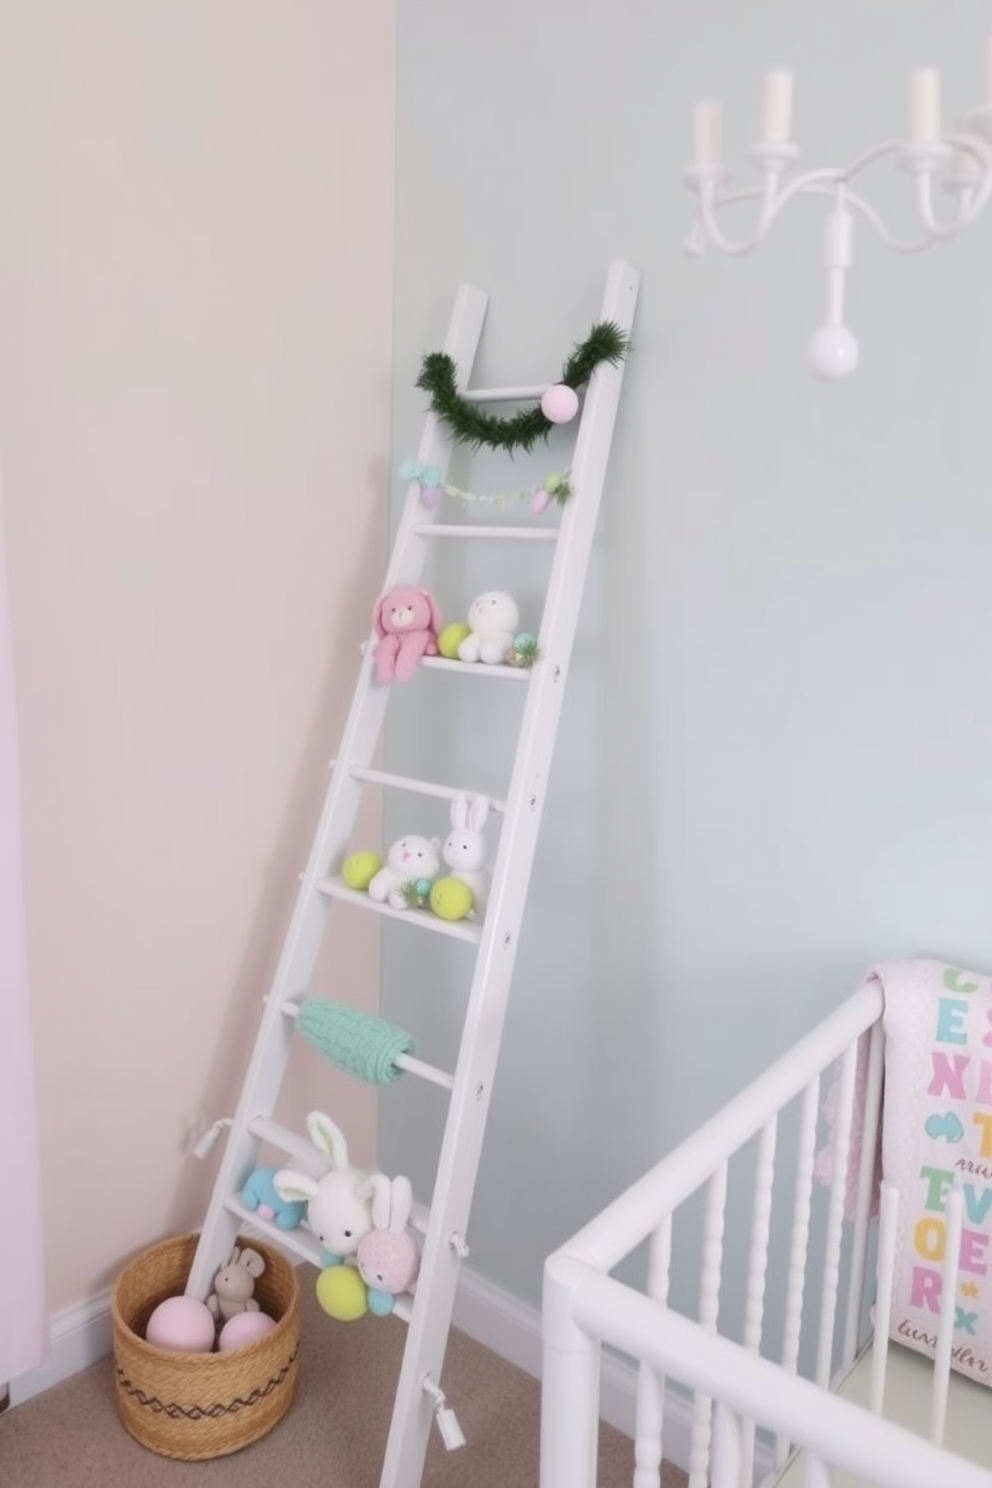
left=226, top=1194, right=425, bottom=1317
left=460, top=383, right=547, bottom=403
left=279, top=1001, right=456, bottom=1092
left=413, top=524, right=558, bottom=542
left=247, top=1115, right=324, bottom=1170
left=420, top=657, right=531, bottom=680
left=223, top=1193, right=323, bottom=1266
left=316, top=877, right=484, bottom=944
left=347, top=766, right=506, bottom=815
left=393, top=1052, right=455, bottom=1091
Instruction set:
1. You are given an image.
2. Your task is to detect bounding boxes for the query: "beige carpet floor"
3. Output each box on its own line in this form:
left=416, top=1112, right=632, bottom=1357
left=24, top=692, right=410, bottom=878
left=1, top=1277, right=688, bottom=1487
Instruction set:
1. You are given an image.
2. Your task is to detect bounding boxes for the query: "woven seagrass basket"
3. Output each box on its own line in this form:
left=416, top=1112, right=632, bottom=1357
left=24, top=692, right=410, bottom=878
left=111, top=1232, right=299, bottom=1460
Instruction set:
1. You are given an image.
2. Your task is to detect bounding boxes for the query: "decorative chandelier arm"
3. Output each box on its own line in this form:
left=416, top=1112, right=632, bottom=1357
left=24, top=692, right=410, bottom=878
left=683, top=49, right=992, bottom=377
left=689, top=175, right=952, bottom=259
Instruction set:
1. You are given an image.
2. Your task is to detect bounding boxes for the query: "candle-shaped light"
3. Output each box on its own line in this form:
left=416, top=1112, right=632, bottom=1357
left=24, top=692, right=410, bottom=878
left=692, top=99, right=722, bottom=167
left=909, top=67, right=941, bottom=144
left=761, top=70, right=794, bottom=146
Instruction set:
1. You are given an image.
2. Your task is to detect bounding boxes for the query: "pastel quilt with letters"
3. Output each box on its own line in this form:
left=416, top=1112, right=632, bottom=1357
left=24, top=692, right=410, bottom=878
left=875, top=958, right=992, bottom=1387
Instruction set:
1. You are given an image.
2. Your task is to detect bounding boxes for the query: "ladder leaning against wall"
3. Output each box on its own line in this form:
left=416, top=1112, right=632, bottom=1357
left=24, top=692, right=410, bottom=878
left=186, top=257, right=640, bottom=1488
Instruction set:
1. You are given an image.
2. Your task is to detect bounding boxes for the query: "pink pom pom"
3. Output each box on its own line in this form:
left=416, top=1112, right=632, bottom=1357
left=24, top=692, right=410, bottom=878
left=540, top=384, right=579, bottom=424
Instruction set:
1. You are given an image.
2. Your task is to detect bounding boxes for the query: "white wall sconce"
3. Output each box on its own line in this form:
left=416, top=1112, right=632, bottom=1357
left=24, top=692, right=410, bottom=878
left=684, top=50, right=992, bottom=379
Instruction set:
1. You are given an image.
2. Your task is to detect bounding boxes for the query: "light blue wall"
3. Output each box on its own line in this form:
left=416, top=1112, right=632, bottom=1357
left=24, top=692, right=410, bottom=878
left=381, top=0, right=992, bottom=1314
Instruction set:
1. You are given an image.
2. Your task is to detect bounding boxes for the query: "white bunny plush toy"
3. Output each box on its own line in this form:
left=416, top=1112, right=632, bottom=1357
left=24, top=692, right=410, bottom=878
left=443, top=793, right=491, bottom=917
left=356, top=1174, right=421, bottom=1316
left=457, top=590, right=520, bottom=665
left=273, top=1110, right=377, bottom=1267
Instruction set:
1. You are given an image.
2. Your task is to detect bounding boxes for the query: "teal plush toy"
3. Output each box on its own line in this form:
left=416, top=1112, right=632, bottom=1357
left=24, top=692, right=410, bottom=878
left=241, top=1166, right=306, bottom=1230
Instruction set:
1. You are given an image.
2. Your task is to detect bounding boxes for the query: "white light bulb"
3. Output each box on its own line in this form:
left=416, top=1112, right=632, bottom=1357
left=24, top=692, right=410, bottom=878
left=806, top=324, right=860, bottom=380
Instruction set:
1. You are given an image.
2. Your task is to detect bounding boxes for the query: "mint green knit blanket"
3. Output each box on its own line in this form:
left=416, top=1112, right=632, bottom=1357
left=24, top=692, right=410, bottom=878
left=296, top=999, right=415, bottom=1085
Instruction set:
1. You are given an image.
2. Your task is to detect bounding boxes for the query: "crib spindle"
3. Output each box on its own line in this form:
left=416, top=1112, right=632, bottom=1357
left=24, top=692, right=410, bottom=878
left=739, top=1116, right=778, bottom=1487
left=633, top=1215, right=673, bottom=1488
left=869, top=1181, right=900, bottom=1416
left=775, top=1076, right=820, bottom=1469
left=842, top=1019, right=885, bottom=1366
left=803, top=1451, right=834, bottom=1488
left=688, top=1161, right=729, bottom=1488
left=815, top=1038, right=858, bottom=1387
left=930, top=1186, right=964, bottom=1447
left=709, top=1401, right=743, bottom=1488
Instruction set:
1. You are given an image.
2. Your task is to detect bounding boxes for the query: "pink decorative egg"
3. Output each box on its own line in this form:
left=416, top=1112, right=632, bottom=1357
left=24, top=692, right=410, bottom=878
left=218, top=1310, right=277, bottom=1352
left=540, top=384, right=579, bottom=424
left=146, top=1295, right=216, bottom=1353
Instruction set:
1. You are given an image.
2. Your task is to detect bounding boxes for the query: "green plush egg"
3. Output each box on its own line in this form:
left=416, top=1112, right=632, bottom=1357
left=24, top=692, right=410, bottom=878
left=316, top=1265, right=368, bottom=1322
left=437, top=622, right=471, bottom=659
left=430, top=876, right=473, bottom=922
left=342, top=851, right=382, bottom=891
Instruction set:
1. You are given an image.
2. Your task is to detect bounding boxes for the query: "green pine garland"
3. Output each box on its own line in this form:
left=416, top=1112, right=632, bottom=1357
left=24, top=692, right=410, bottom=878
left=416, top=321, right=629, bottom=454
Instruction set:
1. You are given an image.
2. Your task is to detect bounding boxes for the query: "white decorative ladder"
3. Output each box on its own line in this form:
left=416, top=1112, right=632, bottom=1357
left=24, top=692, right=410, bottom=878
left=187, top=257, right=640, bottom=1488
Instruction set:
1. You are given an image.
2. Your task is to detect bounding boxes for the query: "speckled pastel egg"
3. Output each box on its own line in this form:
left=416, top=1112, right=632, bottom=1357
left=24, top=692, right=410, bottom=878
left=342, top=851, right=382, bottom=890
left=217, top=1310, right=277, bottom=1352
left=316, top=1265, right=368, bottom=1322
left=540, top=384, right=579, bottom=424
left=437, top=622, right=471, bottom=659
left=145, top=1295, right=216, bottom=1353
left=430, top=877, right=473, bottom=922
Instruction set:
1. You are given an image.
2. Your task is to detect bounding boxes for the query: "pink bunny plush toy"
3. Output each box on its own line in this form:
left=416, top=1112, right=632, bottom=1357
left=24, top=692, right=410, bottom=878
left=356, top=1174, right=421, bottom=1317
left=372, top=585, right=441, bottom=683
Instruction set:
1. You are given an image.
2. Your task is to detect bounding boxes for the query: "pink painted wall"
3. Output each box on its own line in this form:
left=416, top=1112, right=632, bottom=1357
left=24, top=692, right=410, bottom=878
left=0, top=3, right=396, bottom=1312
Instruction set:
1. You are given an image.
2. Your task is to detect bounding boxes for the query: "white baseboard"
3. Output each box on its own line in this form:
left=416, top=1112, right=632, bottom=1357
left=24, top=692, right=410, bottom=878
left=8, top=1287, right=113, bottom=1408
left=7, top=1264, right=773, bottom=1483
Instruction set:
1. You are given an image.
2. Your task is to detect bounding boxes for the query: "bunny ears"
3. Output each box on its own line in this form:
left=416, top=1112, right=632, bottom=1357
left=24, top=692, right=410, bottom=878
left=450, top=793, right=488, bottom=831
left=365, top=1173, right=414, bottom=1232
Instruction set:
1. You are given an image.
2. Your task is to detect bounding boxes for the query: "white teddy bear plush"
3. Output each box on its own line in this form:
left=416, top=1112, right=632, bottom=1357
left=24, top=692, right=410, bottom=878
left=368, top=834, right=442, bottom=910
left=457, top=590, right=520, bottom=666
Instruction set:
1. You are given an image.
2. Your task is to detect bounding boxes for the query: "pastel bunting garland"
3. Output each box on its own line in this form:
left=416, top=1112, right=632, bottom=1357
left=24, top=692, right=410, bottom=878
left=400, top=463, right=571, bottom=515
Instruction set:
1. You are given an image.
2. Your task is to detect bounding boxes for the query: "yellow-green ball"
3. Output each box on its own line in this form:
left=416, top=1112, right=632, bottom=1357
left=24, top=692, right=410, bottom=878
left=430, top=876, right=473, bottom=921
left=437, top=622, right=471, bottom=659
left=316, top=1265, right=368, bottom=1322
left=342, top=851, right=382, bottom=891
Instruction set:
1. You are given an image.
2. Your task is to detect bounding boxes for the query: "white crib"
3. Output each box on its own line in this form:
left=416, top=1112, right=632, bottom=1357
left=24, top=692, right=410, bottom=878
left=541, top=980, right=992, bottom=1488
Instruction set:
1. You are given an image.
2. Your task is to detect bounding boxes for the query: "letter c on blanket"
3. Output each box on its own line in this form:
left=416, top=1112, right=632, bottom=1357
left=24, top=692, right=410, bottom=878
left=944, top=968, right=981, bottom=994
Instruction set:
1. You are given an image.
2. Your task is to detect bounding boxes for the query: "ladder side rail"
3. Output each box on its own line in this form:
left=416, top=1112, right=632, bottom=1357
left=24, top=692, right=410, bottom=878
left=185, top=287, right=489, bottom=1301
left=378, top=259, right=641, bottom=1488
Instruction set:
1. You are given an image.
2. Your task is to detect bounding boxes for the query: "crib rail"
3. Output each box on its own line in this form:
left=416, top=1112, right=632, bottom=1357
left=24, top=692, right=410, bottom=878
left=541, top=1265, right=992, bottom=1488
left=540, top=979, right=974, bottom=1488
left=557, top=982, right=883, bottom=1276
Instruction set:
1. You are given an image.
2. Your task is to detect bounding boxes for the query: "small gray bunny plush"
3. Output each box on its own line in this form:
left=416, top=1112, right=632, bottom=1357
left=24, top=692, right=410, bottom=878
left=206, top=1244, right=265, bottom=1322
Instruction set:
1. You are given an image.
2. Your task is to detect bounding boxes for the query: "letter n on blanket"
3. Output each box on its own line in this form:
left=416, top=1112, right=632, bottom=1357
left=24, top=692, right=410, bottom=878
left=880, top=958, right=992, bottom=1387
